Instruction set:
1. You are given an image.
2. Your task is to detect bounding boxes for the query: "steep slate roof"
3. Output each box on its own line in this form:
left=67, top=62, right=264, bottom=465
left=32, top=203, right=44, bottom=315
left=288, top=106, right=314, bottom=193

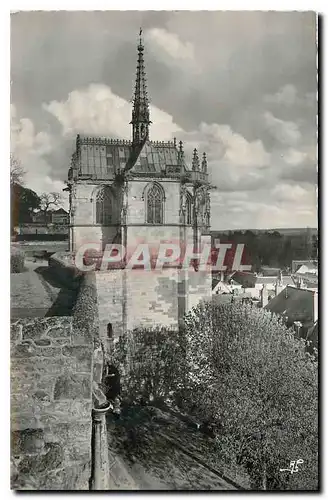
left=74, top=137, right=132, bottom=180
left=70, top=136, right=189, bottom=181
left=230, top=272, right=257, bottom=287
left=264, top=286, right=317, bottom=325
left=128, top=140, right=187, bottom=176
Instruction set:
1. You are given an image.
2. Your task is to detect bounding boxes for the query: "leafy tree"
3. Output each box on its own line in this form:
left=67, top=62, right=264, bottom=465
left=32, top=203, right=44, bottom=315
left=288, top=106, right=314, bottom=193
left=181, top=301, right=318, bottom=490
left=11, top=182, right=41, bottom=227
left=10, top=154, right=25, bottom=186
left=112, top=303, right=318, bottom=491
left=113, top=327, right=186, bottom=404
left=39, top=192, right=62, bottom=223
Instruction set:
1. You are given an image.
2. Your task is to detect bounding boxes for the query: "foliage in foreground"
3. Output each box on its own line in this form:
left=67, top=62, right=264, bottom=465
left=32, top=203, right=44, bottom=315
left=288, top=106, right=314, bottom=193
left=113, top=301, right=318, bottom=491
left=182, top=302, right=318, bottom=490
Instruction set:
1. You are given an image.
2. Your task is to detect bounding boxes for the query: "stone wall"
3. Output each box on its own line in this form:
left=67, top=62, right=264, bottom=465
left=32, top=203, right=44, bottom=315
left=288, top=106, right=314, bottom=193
left=11, top=273, right=98, bottom=490
left=96, top=268, right=179, bottom=341
left=95, top=265, right=212, bottom=341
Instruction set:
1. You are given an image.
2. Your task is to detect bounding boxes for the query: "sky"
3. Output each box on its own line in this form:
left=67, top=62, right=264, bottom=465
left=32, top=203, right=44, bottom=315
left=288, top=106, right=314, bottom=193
left=10, top=10, right=318, bottom=230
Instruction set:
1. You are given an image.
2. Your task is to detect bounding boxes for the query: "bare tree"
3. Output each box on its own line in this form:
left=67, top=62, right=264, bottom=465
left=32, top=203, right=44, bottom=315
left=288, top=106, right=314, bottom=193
left=10, top=154, right=25, bottom=186
left=39, top=192, right=62, bottom=223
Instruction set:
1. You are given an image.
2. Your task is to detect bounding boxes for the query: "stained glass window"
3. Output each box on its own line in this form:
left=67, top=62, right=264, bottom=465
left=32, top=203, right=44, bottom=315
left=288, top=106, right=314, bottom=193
left=95, top=186, right=113, bottom=225
left=146, top=183, right=164, bottom=224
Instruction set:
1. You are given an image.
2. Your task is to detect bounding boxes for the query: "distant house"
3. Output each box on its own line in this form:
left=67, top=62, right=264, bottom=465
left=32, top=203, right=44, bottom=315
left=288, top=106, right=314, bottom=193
left=229, top=271, right=295, bottom=301
left=212, top=291, right=257, bottom=306
left=260, top=266, right=281, bottom=276
left=292, top=259, right=318, bottom=274
left=32, top=208, right=69, bottom=225
left=32, top=211, right=52, bottom=224
left=264, top=285, right=318, bottom=348
left=212, top=280, right=233, bottom=295
left=295, top=263, right=318, bottom=276
left=51, top=208, right=69, bottom=225
left=229, top=271, right=256, bottom=288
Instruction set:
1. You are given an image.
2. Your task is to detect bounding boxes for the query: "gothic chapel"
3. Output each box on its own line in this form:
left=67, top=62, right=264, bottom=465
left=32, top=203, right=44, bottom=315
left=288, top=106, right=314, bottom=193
left=67, top=30, right=212, bottom=337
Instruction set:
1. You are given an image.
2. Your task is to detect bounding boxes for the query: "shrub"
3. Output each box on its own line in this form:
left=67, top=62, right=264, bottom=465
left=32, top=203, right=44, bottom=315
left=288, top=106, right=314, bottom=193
left=11, top=248, right=25, bottom=273
left=112, top=301, right=318, bottom=490
left=113, top=327, right=187, bottom=404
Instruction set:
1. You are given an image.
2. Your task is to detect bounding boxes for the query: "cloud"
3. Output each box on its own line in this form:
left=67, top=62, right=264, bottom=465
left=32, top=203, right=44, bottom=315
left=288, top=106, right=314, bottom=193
left=11, top=104, right=52, bottom=157
left=263, top=111, right=301, bottom=146
left=272, top=183, right=312, bottom=203
left=264, top=84, right=298, bottom=106
left=10, top=11, right=317, bottom=229
left=283, top=148, right=308, bottom=166
left=43, top=84, right=182, bottom=141
left=10, top=104, right=68, bottom=206
left=181, top=122, right=271, bottom=192
left=279, top=146, right=317, bottom=184
left=264, top=84, right=316, bottom=109
left=145, top=28, right=195, bottom=62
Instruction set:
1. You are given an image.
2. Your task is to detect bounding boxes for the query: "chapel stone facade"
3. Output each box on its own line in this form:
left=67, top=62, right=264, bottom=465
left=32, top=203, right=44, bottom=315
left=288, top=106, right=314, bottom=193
left=66, top=31, right=212, bottom=339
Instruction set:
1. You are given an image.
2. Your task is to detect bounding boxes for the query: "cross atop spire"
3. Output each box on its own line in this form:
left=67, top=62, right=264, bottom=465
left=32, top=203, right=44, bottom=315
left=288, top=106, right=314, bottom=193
left=130, top=28, right=151, bottom=145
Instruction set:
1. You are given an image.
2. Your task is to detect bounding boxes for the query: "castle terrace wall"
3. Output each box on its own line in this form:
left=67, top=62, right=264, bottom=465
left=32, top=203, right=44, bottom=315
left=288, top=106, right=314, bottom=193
left=11, top=273, right=99, bottom=490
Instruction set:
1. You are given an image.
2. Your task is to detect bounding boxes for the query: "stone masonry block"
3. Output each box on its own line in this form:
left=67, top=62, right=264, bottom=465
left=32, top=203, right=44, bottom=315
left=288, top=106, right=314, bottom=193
left=17, top=442, right=64, bottom=475
left=11, top=428, right=45, bottom=456
left=54, top=374, right=91, bottom=401
left=62, top=345, right=92, bottom=372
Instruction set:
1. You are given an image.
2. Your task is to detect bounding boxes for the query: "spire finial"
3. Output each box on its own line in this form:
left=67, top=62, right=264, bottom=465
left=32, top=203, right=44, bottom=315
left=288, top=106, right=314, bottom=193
left=130, top=28, right=151, bottom=145
left=138, top=28, right=143, bottom=49
left=192, top=148, right=199, bottom=171
left=178, top=140, right=184, bottom=165
left=202, top=152, right=207, bottom=172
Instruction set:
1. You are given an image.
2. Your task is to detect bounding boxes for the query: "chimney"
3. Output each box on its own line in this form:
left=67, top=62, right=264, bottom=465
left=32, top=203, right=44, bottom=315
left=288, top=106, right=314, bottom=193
left=313, top=291, right=318, bottom=323
left=260, top=284, right=268, bottom=307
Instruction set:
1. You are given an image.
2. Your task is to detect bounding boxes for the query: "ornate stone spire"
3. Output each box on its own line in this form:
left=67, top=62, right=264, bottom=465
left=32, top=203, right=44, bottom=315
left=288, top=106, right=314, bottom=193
left=130, top=28, right=151, bottom=145
left=202, top=152, right=207, bottom=173
left=192, top=148, right=200, bottom=171
left=178, top=140, right=184, bottom=165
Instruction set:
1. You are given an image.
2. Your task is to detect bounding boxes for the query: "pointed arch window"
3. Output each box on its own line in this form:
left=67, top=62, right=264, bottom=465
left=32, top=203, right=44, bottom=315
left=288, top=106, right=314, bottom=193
left=186, top=192, right=193, bottom=225
left=95, top=186, right=114, bottom=225
left=146, top=183, right=164, bottom=224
